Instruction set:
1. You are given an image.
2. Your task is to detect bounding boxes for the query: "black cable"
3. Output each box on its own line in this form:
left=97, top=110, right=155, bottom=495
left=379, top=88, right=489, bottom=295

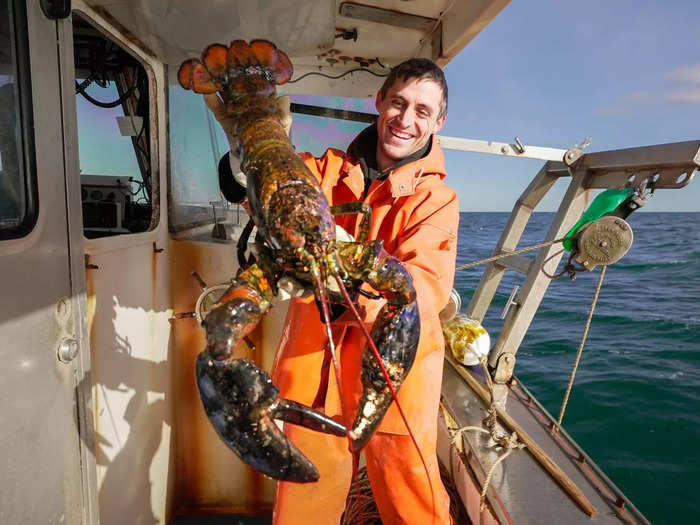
left=288, top=67, right=388, bottom=84
left=237, top=218, right=255, bottom=269
left=130, top=71, right=152, bottom=204
left=116, top=177, right=143, bottom=196
left=76, top=76, right=94, bottom=91
left=75, top=80, right=137, bottom=108
left=375, top=57, right=387, bottom=69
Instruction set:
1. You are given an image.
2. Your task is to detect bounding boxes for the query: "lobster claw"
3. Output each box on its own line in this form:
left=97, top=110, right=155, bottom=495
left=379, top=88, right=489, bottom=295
left=350, top=301, right=420, bottom=451
left=195, top=353, right=346, bottom=482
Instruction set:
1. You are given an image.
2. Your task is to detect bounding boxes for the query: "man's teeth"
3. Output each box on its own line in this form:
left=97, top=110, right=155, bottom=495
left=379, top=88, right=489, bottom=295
left=390, top=128, right=412, bottom=140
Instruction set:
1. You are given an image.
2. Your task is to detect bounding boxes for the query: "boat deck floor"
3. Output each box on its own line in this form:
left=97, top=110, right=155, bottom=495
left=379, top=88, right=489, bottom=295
left=440, top=361, right=645, bottom=524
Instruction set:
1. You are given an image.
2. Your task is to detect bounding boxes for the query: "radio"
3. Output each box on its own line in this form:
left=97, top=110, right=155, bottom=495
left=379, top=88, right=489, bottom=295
left=80, top=174, right=131, bottom=235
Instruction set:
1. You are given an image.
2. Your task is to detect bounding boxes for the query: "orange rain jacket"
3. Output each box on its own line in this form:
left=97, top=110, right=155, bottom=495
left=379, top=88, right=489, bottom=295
left=271, top=133, right=459, bottom=525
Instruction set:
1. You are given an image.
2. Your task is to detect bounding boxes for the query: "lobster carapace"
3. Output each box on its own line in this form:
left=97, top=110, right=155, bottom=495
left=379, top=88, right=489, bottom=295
left=178, top=40, right=420, bottom=482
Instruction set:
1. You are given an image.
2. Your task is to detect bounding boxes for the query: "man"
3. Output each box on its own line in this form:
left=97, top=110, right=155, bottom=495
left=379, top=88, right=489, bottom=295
left=207, top=58, right=458, bottom=525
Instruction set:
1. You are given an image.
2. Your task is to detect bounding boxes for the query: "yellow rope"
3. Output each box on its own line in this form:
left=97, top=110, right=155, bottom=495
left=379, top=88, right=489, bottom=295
left=556, top=265, right=607, bottom=429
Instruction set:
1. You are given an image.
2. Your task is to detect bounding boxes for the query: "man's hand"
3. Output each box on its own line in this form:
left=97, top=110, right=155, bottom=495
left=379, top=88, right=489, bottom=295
left=203, top=93, right=293, bottom=158
left=276, top=94, right=292, bottom=137
left=203, top=93, right=239, bottom=154
left=205, top=93, right=292, bottom=202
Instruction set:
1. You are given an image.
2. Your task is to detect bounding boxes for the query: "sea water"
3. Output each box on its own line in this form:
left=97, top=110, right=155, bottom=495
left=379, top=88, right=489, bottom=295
left=454, top=212, right=700, bottom=523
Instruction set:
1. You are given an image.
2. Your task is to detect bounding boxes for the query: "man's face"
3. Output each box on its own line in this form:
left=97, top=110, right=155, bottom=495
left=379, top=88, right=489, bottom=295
left=374, top=76, right=446, bottom=171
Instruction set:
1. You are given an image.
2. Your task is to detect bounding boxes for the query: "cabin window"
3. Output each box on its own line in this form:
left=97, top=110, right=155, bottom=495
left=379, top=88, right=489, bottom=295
left=167, top=67, right=241, bottom=231
left=73, top=13, right=155, bottom=238
left=0, top=0, right=38, bottom=239
left=166, top=89, right=373, bottom=231
left=287, top=95, right=375, bottom=157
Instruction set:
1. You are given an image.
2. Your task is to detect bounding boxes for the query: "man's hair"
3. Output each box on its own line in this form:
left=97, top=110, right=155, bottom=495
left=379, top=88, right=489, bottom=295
left=379, top=58, right=448, bottom=119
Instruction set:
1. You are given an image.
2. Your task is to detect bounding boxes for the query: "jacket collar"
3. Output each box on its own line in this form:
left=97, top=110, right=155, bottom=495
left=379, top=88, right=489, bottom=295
left=342, top=164, right=365, bottom=199
left=340, top=125, right=446, bottom=200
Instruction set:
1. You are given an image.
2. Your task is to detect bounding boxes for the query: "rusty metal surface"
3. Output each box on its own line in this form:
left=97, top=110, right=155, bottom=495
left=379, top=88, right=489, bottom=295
left=169, top=238, right=275, bottom=514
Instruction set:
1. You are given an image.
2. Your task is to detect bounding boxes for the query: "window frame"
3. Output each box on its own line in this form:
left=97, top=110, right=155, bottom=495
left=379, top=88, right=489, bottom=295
left=0, top=0, right=39, bottom=240
left=72, top=9, right=160, bottom=240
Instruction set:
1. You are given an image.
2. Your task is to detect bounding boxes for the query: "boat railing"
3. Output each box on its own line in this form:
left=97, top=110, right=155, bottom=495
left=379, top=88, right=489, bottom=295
left=462, top=139, right=699, bottom=385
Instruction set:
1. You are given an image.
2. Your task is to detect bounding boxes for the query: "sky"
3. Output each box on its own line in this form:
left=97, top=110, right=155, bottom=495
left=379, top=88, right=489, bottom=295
left=439, top=0, right=700, bottom=212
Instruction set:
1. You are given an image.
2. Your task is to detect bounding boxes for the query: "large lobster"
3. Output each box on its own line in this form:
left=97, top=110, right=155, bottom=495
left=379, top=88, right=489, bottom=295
left=178, top=40, right=420, bottom=483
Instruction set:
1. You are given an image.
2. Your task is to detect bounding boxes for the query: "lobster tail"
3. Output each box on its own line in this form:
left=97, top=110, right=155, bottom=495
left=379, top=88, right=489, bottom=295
left=273, top=46, right=293, bottom=84
left=227, top=39, right=254, bottom=67
left=177, top=59, right=196, bottom=89
left=178, top=40, right=293, bottom=93
left=177, top=58, right=221, bottom=93
left=202, top=43, right=228, bottom=77
left=249, top=39, right=278, bottom=67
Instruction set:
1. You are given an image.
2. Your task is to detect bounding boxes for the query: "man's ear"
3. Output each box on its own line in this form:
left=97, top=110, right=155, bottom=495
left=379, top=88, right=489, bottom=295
left=433, top=114, right=446, bottom=134
left=375, top=89, right=383, bottom=112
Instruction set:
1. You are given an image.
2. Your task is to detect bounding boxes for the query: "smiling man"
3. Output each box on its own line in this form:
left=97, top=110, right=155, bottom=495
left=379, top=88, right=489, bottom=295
left=270, top=58, right=459, bottom=525
left=375, top=63, right=447, bottom=170
left=207, top=57, right=459, bottom=524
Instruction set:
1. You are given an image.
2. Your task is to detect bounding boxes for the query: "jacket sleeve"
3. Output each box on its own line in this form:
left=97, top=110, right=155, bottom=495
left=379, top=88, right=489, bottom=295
left=392, top=181, right=459, bottom=318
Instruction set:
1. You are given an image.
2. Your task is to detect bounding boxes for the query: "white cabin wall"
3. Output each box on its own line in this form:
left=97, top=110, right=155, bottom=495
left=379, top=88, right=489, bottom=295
left=85, top=240, right=174, bottom=524
left=72, top=1, right=176, bottom=522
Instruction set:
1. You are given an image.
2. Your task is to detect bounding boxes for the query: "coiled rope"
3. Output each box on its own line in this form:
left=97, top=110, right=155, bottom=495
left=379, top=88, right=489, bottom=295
left=450, top=359, right=526, bottom=512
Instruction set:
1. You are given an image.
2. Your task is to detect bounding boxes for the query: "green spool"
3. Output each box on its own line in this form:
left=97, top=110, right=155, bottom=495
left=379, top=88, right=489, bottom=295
left=563, top=188, right=634, bottom=251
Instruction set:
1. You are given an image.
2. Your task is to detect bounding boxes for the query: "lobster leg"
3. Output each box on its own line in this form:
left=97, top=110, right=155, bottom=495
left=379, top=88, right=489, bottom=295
left=336, top=240, right=420, bottom=450
left=330, top=202, right=372, bottom=243
left=198, top=263, right=346, bottom=483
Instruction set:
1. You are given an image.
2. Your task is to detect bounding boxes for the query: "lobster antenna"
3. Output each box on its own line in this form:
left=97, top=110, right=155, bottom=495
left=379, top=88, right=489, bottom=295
left=310, top=265, right=354, bottom=449
left=314, top=271, right=364, bottom=521
left=333, top=274, right=435, bottom=515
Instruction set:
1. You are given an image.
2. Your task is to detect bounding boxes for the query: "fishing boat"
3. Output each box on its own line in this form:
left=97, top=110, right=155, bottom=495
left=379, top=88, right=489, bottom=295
left=1, top=1, right=696, bottom=523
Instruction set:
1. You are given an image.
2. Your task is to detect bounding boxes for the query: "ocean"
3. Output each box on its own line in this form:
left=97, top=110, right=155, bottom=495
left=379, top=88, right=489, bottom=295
left=453, top=212, right=700, bottom=524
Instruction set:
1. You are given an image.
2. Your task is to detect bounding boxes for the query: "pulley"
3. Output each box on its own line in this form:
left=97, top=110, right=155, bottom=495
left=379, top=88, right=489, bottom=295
left=573, top=216, right=634, bottom=270
left=555, top=187, right=646, bottom=278
left=170, top=272, right=232, bottom=323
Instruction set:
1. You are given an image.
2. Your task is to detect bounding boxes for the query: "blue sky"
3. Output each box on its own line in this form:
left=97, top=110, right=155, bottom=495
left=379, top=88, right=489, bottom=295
left=440, top=0, right=700, bottom=211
